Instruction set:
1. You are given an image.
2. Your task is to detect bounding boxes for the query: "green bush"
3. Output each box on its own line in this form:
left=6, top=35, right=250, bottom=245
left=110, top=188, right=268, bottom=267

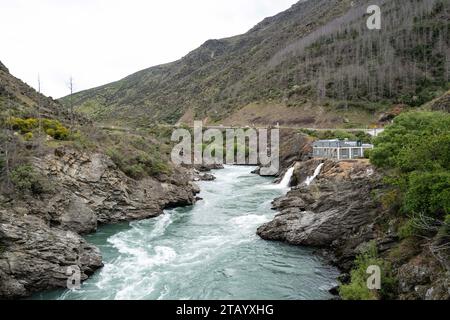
left=398, top=219, right=419, bottom=239
left=124, top=164, right=146, bottom=179
left=7, top=117, right=70, bottom=140
left=370, top=112, right=450, bottom=236
left=23, top=132, right=33, bottom=141
left=7, top=117, right=38, bottom=133
left=404, top=171, right=450, bottom=218
left=340, top=243, right=397, bottom=300
left=107, top=146, right=171, bottom=179
left=300, top=128, right=372, bottom=144
left=42, top=119, right=70, bottom=140
left=10, top=165, right=46, bottom=195
left=439, top=214, right=450, bottom=238
left=371, top=112, right=450, bottom=170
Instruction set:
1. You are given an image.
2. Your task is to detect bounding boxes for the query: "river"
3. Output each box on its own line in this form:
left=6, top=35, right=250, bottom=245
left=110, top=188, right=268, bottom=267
left=32, top=165, right=338, bottom=300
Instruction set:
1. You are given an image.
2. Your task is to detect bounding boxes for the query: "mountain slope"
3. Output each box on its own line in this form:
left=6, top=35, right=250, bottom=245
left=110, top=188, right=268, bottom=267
left=62, top=0, right=449, bottom=127
left=0, top=61, right=199, bottom=298
left=0, top=61, right=78, bottom=124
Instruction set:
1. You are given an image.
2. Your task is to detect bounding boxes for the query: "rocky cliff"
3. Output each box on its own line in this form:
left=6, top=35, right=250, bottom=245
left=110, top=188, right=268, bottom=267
left=0, top=147, right=199, bottom=299
left=257, top=159, right=449, bottom=300
left=259, top=160, right=381, bottom=266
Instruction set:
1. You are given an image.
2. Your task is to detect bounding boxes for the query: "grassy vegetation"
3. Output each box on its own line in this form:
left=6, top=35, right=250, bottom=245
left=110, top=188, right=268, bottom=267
left=299, top=128, right=373, bottom=144
left=92, top=126, right=174, bottom=179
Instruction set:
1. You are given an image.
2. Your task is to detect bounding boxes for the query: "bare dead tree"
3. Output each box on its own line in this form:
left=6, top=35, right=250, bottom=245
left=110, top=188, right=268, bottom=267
left=37, top=74, right=42, bottom=135
left=68, top=76, right=74, bottom=129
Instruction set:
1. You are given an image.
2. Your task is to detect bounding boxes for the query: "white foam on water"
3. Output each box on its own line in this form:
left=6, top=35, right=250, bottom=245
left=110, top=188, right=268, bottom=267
left=230, top=214, right=270, bottom=229
left=262, top=166, right=295, bottom=190
left=148, top=214, right=173, bottom=239
left=279, top=166, right=295, bottom=188
left=305, top=163, right=324, bottom=186
left=115, top=274, right=158, bottom=300
left=43, top=165, right=339, bottom=300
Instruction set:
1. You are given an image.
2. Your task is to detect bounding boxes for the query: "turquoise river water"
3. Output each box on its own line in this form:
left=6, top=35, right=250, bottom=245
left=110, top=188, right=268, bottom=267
left=32, top=166, right=338, bottom=300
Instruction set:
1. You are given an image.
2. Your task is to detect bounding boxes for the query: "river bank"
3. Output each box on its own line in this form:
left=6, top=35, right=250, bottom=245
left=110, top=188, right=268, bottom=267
left=257, top=158, right=450, bottom=300
left=31, top=166, right=339, bottom=300
left=0, top=147, right=199, bottom=299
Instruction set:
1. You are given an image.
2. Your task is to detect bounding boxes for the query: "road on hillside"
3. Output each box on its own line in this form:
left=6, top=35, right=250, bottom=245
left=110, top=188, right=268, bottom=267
left=99, top=124, right=385, bottom=137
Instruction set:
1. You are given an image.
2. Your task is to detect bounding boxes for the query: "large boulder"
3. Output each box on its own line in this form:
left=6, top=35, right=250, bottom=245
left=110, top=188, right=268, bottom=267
left=0, top=211, right=103, bottom=299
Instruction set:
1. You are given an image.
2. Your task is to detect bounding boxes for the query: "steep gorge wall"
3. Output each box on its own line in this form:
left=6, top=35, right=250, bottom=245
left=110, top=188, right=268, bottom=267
left=258, top=159, right=450, bottom=300
left=0, top=147, right=199, bottom=298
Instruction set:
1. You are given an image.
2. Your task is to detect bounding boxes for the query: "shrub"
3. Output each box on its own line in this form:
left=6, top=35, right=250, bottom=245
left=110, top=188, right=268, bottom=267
left=42, top=119, right=70, bottom=140
left=7, top=117, right=70, bottom=140
left=10, top=165, right=46, bottom=195
left=23, top=132, right=33, bottom=141
left=124, top=164, right=146, bottom=179
left=107, top=145, right=171, bottom=179
left=7, top=117, right=38, bottom=133
left=439, top=214, right=450, bottom=238
left=404, top=171, right=450, bottom=218
left=380, top=188, right=402, bottom=212
left=71, top=131, right=96, bottom=150
left=370, top=112, right=450, bottom=237
left=398, top=219, right=419, bottom=239
left=371, top=112, right=450, bottom=170
left=340, top=243, right=397, bottom=300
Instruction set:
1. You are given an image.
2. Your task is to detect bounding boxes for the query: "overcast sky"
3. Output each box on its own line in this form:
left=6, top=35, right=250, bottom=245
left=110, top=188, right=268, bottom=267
left=1, top=0, right=298, bottom=98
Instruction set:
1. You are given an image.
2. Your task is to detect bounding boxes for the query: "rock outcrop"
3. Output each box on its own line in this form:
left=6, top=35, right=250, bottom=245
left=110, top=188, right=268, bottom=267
left=257, top=158, right=450, bottom=300
left=0, top=211, right=103, bottom=298
left=0, top=147, right=199, bottom=298
left=24, top=147, right=199, bottom=229
left=256, top=129, right=313, bottom=179
left=258, top=160, right=381, bottom=269
left=429, top=90, right=450, bottom=113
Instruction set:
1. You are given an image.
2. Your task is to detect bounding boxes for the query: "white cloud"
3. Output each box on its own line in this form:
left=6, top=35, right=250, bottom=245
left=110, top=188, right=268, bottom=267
left=1, top=0, right=298, bottom=98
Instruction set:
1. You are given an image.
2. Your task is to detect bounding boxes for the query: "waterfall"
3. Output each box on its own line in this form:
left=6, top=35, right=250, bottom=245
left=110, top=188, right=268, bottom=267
left=278, top=167, right=295, bottom=188
left=305, top=163, right=324, bottom=186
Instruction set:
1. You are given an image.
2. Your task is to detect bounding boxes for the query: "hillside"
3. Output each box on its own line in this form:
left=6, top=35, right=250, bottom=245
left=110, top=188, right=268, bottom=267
left=0, top=61, right=79, bottom=125
left=62, top=0, right=449, bottom=128
left=0, top=61, right=199, bottom=298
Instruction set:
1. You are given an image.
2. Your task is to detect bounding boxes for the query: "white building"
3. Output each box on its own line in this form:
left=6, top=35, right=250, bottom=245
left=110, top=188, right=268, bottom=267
left=312, top=139, right=374, bottom=160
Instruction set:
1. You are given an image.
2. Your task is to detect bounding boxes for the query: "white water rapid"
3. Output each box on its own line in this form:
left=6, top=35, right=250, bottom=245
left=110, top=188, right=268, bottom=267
left=305, top=163, right=324, bottom=186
